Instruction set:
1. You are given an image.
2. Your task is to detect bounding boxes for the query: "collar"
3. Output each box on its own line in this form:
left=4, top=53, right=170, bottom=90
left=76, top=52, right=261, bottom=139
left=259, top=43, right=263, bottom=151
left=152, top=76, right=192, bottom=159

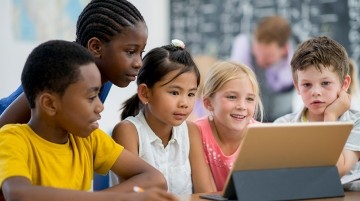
left=138, top=111, right=180, bottom=144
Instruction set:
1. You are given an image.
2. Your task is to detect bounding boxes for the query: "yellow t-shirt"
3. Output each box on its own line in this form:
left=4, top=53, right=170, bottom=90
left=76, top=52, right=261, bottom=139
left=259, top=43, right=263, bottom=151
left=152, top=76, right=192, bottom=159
left=0, top=124, right=123, bottom=191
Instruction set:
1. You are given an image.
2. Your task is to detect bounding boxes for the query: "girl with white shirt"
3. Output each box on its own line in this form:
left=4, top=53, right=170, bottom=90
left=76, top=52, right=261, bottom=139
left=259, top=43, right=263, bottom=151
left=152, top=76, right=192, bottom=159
left=111, top=40, right=215, bottom=195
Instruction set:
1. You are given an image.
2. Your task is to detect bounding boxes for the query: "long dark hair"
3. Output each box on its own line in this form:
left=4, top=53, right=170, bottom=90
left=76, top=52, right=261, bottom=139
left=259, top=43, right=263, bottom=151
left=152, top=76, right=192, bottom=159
left=121, top=44, right=200, bottom=120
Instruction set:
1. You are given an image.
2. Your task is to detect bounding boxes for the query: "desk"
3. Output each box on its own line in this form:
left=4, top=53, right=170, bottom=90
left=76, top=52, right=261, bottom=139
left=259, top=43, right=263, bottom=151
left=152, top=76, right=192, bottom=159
left=179, top=191, right=360, bottom=201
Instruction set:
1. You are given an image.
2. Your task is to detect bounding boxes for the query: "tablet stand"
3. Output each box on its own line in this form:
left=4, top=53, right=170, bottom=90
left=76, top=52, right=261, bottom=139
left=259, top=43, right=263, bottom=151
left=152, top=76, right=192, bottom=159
left=223, top=166, right=343, bottom=200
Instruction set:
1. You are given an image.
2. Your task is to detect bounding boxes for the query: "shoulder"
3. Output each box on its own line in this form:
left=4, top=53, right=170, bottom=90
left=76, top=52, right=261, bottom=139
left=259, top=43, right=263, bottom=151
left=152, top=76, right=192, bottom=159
left=0, top=125, right=29, bottom=147
left=233, top=34, right=250, bottom=43
left=341, top=110, right=360, bottom=124
left=274, top=111, right=301, bottom=123
left=194, top=116, right=209, bottom=128
left=0, top=124, right=29, bottom=137
left=112, top=120, right=138, bottom=141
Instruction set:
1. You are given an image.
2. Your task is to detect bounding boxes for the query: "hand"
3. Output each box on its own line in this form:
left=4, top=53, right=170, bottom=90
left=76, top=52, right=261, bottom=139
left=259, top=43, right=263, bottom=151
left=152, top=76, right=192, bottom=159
left=324, top=90, right=351, bottom=121
left=129, top=188, right=179, bottom=201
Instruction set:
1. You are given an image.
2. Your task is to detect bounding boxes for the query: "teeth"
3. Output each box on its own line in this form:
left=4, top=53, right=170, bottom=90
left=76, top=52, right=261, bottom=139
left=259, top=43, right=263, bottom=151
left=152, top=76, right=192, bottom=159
left=231, top=114, right=245, bottom=119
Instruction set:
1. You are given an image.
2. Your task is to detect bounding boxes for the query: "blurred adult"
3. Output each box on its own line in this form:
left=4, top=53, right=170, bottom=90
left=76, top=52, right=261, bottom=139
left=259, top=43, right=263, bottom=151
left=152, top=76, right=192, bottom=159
left=230, top=15, right=294, bottom=122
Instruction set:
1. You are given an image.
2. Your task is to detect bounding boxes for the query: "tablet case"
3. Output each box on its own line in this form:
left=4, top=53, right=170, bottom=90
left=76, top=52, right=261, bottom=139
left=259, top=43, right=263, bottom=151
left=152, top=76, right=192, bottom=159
left=223, top=166, right=343, bottom=200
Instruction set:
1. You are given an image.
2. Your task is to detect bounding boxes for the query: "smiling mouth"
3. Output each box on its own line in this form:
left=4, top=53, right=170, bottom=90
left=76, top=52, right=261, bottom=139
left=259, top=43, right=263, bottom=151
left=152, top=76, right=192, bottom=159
left=231, top=114, right=246, bottom=119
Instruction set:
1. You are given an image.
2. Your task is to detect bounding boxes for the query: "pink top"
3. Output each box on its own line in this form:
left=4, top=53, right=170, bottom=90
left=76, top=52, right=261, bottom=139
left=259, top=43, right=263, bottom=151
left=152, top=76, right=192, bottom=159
left=195, top=117, right=257, bottom=191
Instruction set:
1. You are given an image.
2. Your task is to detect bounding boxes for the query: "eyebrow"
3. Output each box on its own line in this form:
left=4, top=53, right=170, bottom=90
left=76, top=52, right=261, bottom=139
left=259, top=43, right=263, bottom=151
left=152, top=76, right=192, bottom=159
left=167, top=85, right=198, bottom=91
left=87, top=86, right=101, bottom=93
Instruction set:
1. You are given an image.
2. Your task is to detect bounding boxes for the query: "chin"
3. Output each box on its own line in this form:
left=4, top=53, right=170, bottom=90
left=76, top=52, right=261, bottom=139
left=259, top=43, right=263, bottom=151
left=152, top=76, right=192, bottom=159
left=114, top=81, right=130, bottom=88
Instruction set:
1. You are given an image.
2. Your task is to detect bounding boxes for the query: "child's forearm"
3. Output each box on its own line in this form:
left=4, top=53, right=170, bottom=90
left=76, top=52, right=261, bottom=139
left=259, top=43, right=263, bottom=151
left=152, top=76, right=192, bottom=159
left=106, top=171, right=168, bottom=192
left=324, top=90, right=351, bottom=121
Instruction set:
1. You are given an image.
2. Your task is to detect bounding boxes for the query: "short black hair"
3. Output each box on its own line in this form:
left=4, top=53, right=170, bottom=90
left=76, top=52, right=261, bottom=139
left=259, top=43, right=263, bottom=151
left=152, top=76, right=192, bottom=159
left=76, top=0, right=145, bottom=46
left=21, top=40, right=95, bottom=108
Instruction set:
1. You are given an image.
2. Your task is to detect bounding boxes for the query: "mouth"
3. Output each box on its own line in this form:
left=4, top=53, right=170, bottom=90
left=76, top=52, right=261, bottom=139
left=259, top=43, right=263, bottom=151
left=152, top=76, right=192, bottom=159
left=310, top=100, right=324, bottom=105
left=173, top=113, right=187, bottom=120
left=90, top=121, right=99, bottom=129
left=126, top=73, right=138, bottom=81
left=90, top=116, right=101, bottom=129
left=230, top=114, right=246, bottom=120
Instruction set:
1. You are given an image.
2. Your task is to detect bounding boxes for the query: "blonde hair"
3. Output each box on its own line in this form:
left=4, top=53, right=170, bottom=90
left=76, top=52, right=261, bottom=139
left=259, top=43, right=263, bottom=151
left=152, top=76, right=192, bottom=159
left=202, top=61, right=264, bottom=121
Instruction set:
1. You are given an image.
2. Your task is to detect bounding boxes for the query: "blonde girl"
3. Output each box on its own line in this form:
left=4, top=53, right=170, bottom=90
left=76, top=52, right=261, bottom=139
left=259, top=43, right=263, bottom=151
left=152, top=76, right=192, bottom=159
left=195, top=61, right=263, bottom=191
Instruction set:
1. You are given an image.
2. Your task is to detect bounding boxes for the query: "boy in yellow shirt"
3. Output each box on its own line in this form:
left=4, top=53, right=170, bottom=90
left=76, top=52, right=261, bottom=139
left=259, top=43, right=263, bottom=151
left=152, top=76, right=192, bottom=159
left=0, top=40, right=178, bottom=201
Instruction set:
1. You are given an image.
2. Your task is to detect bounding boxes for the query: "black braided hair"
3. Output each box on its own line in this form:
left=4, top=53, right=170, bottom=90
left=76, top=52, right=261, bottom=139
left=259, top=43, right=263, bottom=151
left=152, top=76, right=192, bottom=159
left=76, top=0, right=145, bottom=47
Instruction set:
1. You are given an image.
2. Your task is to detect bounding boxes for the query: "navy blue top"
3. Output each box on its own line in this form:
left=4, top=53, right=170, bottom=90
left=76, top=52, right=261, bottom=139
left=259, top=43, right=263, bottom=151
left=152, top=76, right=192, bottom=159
left=0, top=81, right=112, bottom=115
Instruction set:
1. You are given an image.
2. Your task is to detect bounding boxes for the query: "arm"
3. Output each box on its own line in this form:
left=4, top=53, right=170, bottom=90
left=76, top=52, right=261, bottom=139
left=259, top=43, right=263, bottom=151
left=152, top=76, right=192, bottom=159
left=109, top=121, right=168, bottom=191
left=105, top=149, right=168, bottom=192
left=112, top=121, right=140, bottom=154
left=2, top=176, right=178, bottom=201
left=336, top=149, right=360, bottom=177
left=0, top=93, right=30, bottom=127
left=324, top=90, right=351, bottom=121
left=187, top=121, right=216, bottom=193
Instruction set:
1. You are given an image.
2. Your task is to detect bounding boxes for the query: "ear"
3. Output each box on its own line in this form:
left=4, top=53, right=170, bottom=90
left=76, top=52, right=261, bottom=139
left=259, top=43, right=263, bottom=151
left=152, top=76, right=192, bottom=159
left=203, top=97, right=214, bottom=111
left=293, top=80, right=300, bottom=95
left=87, top=37, right=102, bottom=59
left=38, top=92, right=58, bottom=116
left=342, top=75, right=351, bottom=92
left=282, top=43, right=289, bottom=56
left=137, top=83, right=150, bottom=104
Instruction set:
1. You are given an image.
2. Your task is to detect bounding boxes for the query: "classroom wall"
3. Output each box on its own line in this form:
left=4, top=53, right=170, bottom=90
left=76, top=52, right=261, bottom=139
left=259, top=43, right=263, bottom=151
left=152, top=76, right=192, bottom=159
left=0, top=0, right=169, bottom=133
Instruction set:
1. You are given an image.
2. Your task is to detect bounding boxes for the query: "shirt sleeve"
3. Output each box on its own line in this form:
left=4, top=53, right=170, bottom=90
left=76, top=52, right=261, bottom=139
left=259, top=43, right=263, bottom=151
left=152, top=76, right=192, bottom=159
left=0, top=125, right=31, bottom=187
left=91, top=129, right=124, bottom=175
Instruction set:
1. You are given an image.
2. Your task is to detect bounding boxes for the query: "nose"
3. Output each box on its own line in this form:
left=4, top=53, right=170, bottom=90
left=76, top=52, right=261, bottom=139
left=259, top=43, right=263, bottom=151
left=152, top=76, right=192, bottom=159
left=95, top=97, right=104, bottom=114
left=133, top=56, right=143, bottom=69
left=179, top=96, right=190, bottom=109
left=311, top=85, right=321, bottom=96
left=235, top=100, right=246, bottom=110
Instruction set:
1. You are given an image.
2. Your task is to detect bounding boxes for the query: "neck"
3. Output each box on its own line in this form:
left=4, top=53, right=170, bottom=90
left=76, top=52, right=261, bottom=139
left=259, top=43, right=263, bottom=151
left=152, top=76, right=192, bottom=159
left=143, top=110, right=173, bottom=147
left=210, top=118, right=243, bottom=155
left=304, top=109, right=324, bottom=122
left=28, top=116, right=69, bottom=144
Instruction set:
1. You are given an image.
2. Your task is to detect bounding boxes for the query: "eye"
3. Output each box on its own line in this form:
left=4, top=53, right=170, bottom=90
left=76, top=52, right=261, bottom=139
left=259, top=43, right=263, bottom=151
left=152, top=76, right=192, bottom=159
left=322, top=81, right=331, bottom=86
left=88, top=96, right=97, bottom=102
left=188, top=92, right=196, bottom=97
left=246, top=97, right=255, bottom=102
left=169, top=91, right=179, bottom=96
left=127, top=50, right=136, bottom=56
left=227, top=95, right=237, bottom=100
left=302, top=83, right=311, bottom=88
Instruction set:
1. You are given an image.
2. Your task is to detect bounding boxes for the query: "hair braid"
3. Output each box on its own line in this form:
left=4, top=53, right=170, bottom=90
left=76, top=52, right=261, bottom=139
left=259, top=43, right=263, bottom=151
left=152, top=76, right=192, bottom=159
left=76, top=0, right=145, bottom=47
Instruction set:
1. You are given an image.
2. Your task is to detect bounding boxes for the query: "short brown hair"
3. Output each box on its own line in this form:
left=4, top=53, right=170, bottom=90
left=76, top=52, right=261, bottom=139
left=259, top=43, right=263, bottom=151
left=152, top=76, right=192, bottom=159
left=254, top=15, right=291, bottom=47
left=290, top=36, right=349, bottom=85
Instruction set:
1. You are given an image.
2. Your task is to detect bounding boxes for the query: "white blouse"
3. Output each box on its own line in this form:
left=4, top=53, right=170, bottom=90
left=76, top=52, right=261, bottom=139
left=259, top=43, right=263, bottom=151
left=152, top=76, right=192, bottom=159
left=124, top=111, right=192, bottom=195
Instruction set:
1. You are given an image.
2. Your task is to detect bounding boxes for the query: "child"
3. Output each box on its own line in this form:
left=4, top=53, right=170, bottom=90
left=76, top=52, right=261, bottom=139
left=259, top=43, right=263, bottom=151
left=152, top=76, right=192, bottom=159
left=195, top=61, right=264, bottom=191
left=0, top=0, right=148, bottom=126
left=0, top=40, right=178, bottom=201
left=274, top=36, right=360, bottom=187
left=111, top=39, right=216, bottom=195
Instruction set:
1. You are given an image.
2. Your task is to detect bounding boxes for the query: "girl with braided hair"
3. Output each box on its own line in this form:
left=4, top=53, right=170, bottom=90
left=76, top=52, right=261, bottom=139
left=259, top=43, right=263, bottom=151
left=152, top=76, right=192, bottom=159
left=0, top=0, right=148, bottom=127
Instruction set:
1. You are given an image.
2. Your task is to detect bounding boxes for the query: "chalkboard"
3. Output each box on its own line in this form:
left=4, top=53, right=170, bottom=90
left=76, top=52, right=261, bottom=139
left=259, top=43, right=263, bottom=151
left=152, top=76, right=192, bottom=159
left=170, top=0, right=360, bottom=65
